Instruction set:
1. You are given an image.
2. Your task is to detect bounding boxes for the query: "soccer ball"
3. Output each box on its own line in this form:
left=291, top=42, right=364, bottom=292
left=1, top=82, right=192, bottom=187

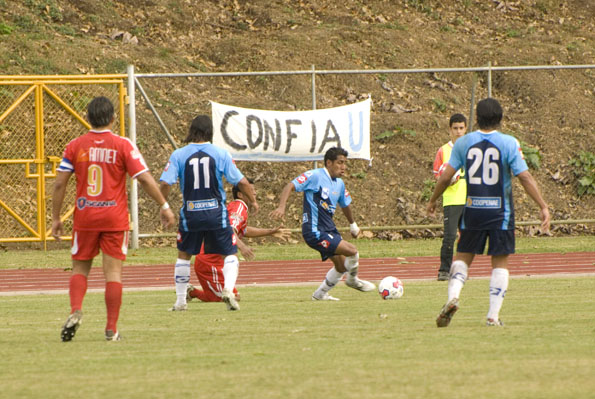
left=378, top=276, right=404, bottom=300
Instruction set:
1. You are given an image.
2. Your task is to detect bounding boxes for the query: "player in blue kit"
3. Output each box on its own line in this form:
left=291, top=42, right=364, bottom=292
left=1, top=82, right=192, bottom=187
left=270, top=147, right=375, bottom=301
left=427, top=98, right=550, bottom=327
left=160, top=115, right=258, bottom=311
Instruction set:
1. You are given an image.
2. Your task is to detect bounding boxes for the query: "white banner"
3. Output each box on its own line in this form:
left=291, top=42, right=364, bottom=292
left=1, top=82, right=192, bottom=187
left=211, top=99, right=371, bottom=161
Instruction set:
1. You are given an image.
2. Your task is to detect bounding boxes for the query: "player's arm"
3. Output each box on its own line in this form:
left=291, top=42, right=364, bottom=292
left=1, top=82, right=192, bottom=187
left=426, top=164, right=456, bottom=216
left=51, top=170, right=72, bottom=240
left=137, top=172, right=175, bottom=228
left=236, top=177, right=259, bottom=214
left=516, top=170, right=551, bottom=233
left=340, top=205, right=361, bottom=238
left=432, top=147, right=444, bottom=180
left=235, top=233, right=255, bottom=261
left=244, top=225, right=291, bottom=240
left=270, top=182, right=295, bottom=220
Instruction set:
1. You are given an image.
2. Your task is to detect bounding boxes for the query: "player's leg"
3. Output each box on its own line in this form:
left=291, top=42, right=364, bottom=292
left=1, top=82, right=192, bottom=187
left=205, top=227, right=240, bottom=311
left=100, top=231, right=127, bottom=341
left=191, top=255, right=226, bottom=302
left=485, top=230, right=514, bottom=326
left=335, top=239, right=375, bottom=292
left=102, top=253, right=123, bottom=341
left=61, top=230, right=97, bottom=342
left=312, top=254, right=345, bottom=301
left=172, top=231, right=202, bottom=311
left=438, top=205, right=463, bottom=281
left=308, top=232, right=344, bottom=301
left=486, top=255, right=509, bottom=326
left=436, top=229, right=484, bottom=328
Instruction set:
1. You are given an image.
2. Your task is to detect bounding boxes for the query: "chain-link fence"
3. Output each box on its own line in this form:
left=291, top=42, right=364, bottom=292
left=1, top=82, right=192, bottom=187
left=0, top=76, right=126, bottom=244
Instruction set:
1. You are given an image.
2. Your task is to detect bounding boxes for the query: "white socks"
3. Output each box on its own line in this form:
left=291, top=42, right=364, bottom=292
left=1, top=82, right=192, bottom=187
left=487, top=268, right=509, bottom=321
left=314, top=267, right=345, bottom=296
left=222, top=255, right=239, bottom=292
left=344, top=252, right=360, bottom=282
left=448, top=260, right=468, bottom=301
left=174, top=258, right=191, bottom=306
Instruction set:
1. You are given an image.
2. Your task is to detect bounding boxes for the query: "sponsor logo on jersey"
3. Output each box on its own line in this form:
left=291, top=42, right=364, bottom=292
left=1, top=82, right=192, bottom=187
left=76, top=197, right=116, bottom=210
left=321, top=187, right=329, bottom=199
left=186, top=199, right=218, bottom=211
left=344, top=189, right=351, bottom=198
left=302, top=213, right=308, bottom=223
left=297, top=173, right=308, bottom=184
left=176, top=232, right=182, bottom=242
left=319, top=200, right=335, bottom=214
left=466, top=196, right=501, bottom=209
left=163, top=161, right=170, bottom=172
left=230, top=212, right=242, bottom=228
left=319, top=240, right=330, bottom=248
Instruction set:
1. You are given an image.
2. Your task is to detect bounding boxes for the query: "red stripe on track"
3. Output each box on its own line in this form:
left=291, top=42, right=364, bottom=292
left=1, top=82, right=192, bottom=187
left=1, top=252, right=594, bottom=294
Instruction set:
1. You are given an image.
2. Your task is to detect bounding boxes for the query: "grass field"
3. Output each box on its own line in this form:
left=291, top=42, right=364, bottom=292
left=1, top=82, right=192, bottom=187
left=1, top=277, right=594, bottom=399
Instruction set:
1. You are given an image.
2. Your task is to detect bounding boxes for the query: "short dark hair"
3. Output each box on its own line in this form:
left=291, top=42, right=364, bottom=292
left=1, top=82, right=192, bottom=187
left=449, top=113, right=467, bottom=127
left=324, top=147, right=348, bottom=165
left=232, top=178, right=254, bottom=200
left=476, top=98, right=503, bottom=129
left=87, top=96, right=114, bottom=128
left=184, top=115, right=213, bottom=143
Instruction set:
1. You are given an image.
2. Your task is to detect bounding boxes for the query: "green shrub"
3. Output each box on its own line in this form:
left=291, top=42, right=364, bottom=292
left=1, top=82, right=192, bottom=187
left=520, top=141, right=541, bottom=169
left=421, top=178, right=436, bottom=201
left=568, top=151, right=595, bottom=196
left=0, top=22, right=13, bottom=35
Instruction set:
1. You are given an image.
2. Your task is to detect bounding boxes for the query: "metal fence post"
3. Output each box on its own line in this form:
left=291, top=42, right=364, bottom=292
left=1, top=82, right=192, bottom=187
left=127, top=64, right=139, bottom=250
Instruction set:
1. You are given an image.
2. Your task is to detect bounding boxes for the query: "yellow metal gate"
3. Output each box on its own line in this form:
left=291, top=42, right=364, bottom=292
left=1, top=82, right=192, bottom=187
left=0, top=75, right=127, bottom=244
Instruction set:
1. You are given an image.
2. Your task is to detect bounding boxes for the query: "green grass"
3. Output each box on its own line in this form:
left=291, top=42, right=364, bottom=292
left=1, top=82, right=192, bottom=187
left=1, top=278, right=594, bottom=398
left=1, top=235, right=594, bottom=269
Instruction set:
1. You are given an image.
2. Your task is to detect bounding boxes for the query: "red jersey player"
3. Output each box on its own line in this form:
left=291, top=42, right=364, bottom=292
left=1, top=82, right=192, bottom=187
left=187, top=181, right=290, bottom=303
left=52, top=96, right=175, bottom=342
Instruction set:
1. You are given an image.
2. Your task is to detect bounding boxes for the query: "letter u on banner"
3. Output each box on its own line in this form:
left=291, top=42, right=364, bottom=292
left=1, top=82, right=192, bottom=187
left=348, top=110, right=364, bottom=152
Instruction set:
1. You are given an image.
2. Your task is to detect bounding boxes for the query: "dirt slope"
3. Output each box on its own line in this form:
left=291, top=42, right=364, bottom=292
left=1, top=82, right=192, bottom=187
left=1, top=0, right=594, bottom=240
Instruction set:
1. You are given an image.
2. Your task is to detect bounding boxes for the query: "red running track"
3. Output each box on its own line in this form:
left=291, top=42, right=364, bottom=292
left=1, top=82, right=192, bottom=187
left=1, top=252, right=594, bottom=295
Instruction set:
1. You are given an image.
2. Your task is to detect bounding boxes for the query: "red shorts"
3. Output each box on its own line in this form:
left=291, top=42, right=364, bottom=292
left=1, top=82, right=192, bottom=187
left=71, top=230, right=129, bottom=261
left=193, top=254, right=238, bottom=302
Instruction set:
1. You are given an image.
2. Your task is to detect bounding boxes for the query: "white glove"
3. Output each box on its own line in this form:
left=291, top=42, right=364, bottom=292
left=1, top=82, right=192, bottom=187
left=350, top=222, right=360, bottom=237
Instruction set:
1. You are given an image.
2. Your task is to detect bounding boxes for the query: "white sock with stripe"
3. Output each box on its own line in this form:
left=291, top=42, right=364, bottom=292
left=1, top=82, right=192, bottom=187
left=448, top=260, right=468, bottom=301
left=314, top=267, right=345, bottom=296
left=222, top=255, right=239, bottom=292
left=487, top=268, right=509, bottom=321
left=174, top=258, right=191, bottom=306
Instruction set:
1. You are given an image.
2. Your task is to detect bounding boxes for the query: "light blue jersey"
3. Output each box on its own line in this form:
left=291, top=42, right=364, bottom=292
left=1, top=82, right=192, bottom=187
left=448, top=130, right=528, bottom=230
left=160, top=143, right=244, bottom=231
left=292, top=168, right=352, bottom=239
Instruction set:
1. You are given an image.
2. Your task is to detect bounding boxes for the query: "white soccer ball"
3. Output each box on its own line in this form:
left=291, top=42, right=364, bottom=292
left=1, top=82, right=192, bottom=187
left=378, top=276, right=404, bottom=300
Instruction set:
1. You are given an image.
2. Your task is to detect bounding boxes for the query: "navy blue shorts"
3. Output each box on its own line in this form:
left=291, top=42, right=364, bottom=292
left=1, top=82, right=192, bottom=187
left=303, top=229, right=343, bottom=261
left=177, top=227, right=237, bottom=256
left=457, top=229, right=515, bottom=256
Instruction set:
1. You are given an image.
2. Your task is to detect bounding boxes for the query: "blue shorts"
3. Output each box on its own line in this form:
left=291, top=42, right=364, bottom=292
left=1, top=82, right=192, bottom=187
left=457, top=229, right=515, bottom=256
left=303, top=229, right=342, bottom=261
left=177, top=227, right=237, bottom=256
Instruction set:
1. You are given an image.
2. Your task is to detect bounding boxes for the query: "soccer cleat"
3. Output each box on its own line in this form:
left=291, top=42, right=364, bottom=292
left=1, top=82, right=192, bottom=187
left=169, top=303, right=187, bottom=311
left=61, top=309, right=83, bottom=342
left=186, top=283, right=195, bottom=302
left=105, top=330, right=122, bottom=341
left=486, top=318, right=504, bottom=327
left=437, top=271, right=450, bottom=281
left=311, top=292, right=340, bottom=301
left=222, top=288, right=240, bottom=311
left=436, top=298, right=459, bottom=328
left=345, top=277, right=376, bottom=292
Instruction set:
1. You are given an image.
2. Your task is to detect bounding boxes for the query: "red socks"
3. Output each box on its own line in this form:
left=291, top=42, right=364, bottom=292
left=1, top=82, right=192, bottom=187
left=69, top=274, right=88, bottom=313
left=105, top=281, right=122, bottom=332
